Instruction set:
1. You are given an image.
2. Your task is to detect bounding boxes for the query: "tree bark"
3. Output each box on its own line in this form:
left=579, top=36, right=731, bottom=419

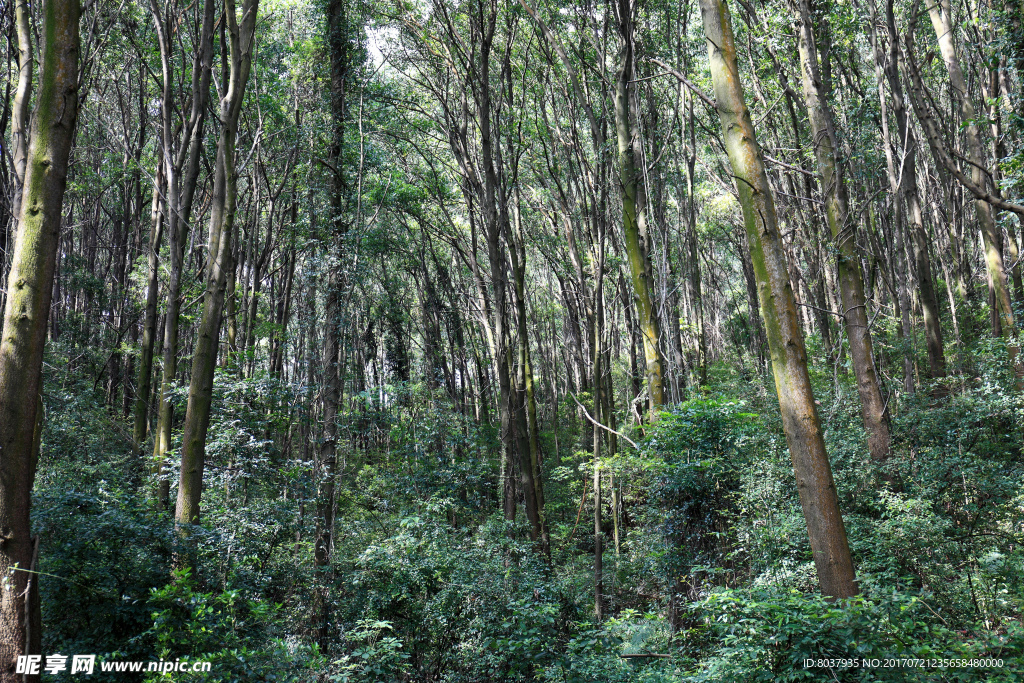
left=697, top=0, right=857, bottom=599
left=9, top=0, right=32, bottom=226
left=150, top=0, right=217, bottom=509
left=616, top=0, right=666, bottom=411
left=0, top=0, right=80, bottom=675
left=593, top=339, right=604, bottom=621
left=684, top=94, right=710, bottom=381
left=175, top=0, right=259, bottom=528
left=134, top=167, right=164, bottom=448
left=921, top=0, right=1014, bottom=334
left=511, top=208, right=548, bottom=553
left=872, top=0, right=947, bottom=378
left=311, top=0, right=352, bottom=646
left=314, top=271, right=342, bottom=645
left=794, top=0, right=890, bottom=462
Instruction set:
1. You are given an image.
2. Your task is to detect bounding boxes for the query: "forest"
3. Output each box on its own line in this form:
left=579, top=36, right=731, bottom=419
left=0, top=0, right=1022, bottom=680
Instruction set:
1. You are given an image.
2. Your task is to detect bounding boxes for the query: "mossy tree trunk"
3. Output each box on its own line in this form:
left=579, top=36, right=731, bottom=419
left=150, top=0, right=216, bottom=509
left=0, top=0, right=80, bottom=675
left=175, top=0, right=259, bottom=528
left=616, top=0, right=666, bottom=411
left=697, top=0, right=858, bottom=600
left=793, top=0, right=890, bottom=462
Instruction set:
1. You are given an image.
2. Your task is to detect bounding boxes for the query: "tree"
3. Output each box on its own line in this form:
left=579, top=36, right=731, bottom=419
left=149, top=0, right=217, bottom=509
left=310, top=0, right=357, bottom=645
left=175, top=0, right=260, bottom=527
left=696, top=0, right=857, bottom=599
left=793, top=0, right=890, bottom=461
left=863, top=0, right=947, bottom=383
left=0, top=0, right=81, bottom=673
left=615, top=0, right=667, bottom=411
left=920, top=0, right=1014, bottom=335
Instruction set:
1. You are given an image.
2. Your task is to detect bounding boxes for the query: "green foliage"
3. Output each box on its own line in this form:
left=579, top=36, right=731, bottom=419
left=141, top=569, right=322, bottom=682
left=330, top=619, right=411, bottom=683
left=35, top=360, right=171, bottom=666
left=35, top=490, right=174, bottom=668
left=644, top=400, right=758, bottom=598
left=332, top=514, right=565, bottom=681
left=540, top=617, right=678, bottom=683
left=22, top=0, right=1024, bottom=681
left=686, top=584, right=1023, bottom=682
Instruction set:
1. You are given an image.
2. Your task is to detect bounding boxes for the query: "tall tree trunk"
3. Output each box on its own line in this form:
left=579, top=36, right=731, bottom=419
left=0, top=0, right=80, bottom=674
left=511, top=211, right=548, bottom=553
left=151, top=0, right=216, bottom=509
left=592, top=322, right=604, bottom=621
left=616, top=0, right=666, bottom=410
left=697, top=0, right=857, bottom=599
left=738, top=236, right=767, bottom=367
left=315, top=271, right=342, bottom=645
left=175, top=0, right=258, bottom=528
left=270, top=175, right=298, bottom=378
left=866, top=0, right=947, bottom=378
left=794, top=0, right=890, bottom=462
left=312, top=0, right=352, bottom=646
left=923, top=0, right=1014, bottom=334
left=134, top=167, right=165, bottom=448
left=684, top=95, right=709, bottom=382
left=225, top=242, right=238, bottom=367
left=9, top=0, right=32, bottom=227
left=470, top=5, right=521, bottom=523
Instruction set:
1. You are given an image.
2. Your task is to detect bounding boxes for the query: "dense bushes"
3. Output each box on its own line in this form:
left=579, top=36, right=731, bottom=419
left=31, top=339, right=1024, bottom=682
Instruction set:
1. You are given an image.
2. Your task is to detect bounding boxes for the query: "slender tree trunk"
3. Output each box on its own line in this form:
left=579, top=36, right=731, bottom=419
left=175, top=0, right=258, bottom=528
left=271, top=173, right=298, bottom=378
left=0, top=0, right=80, bottom=675
left=923, top=0, right=1014, bottom=334
left=684, top=98, right=709, bottom=382
left=870, top=0, right=948, bottom=377
left=134, top=167, right=165, bottom=448
left=315, top=271, right=341, bottom=644
left=9, top=0, right=32, bottom=227
left=151, top=0, right=216, bottom=509
left=511, top=213, right=548, bottom=553
left=592, top=330, right=604, bottom=621
left=616, top=0, right=666, bottom=410
left=311, top=0, right=353, bottom=646
left=476, top=9, right=521, bottom=523
left=225, top=243, right=238, bottom=368
left=738, top=237, right=767, bottom=367
left=794, top=0, right=890, bottom=462
left=697, top=0, right=857, bottom=599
